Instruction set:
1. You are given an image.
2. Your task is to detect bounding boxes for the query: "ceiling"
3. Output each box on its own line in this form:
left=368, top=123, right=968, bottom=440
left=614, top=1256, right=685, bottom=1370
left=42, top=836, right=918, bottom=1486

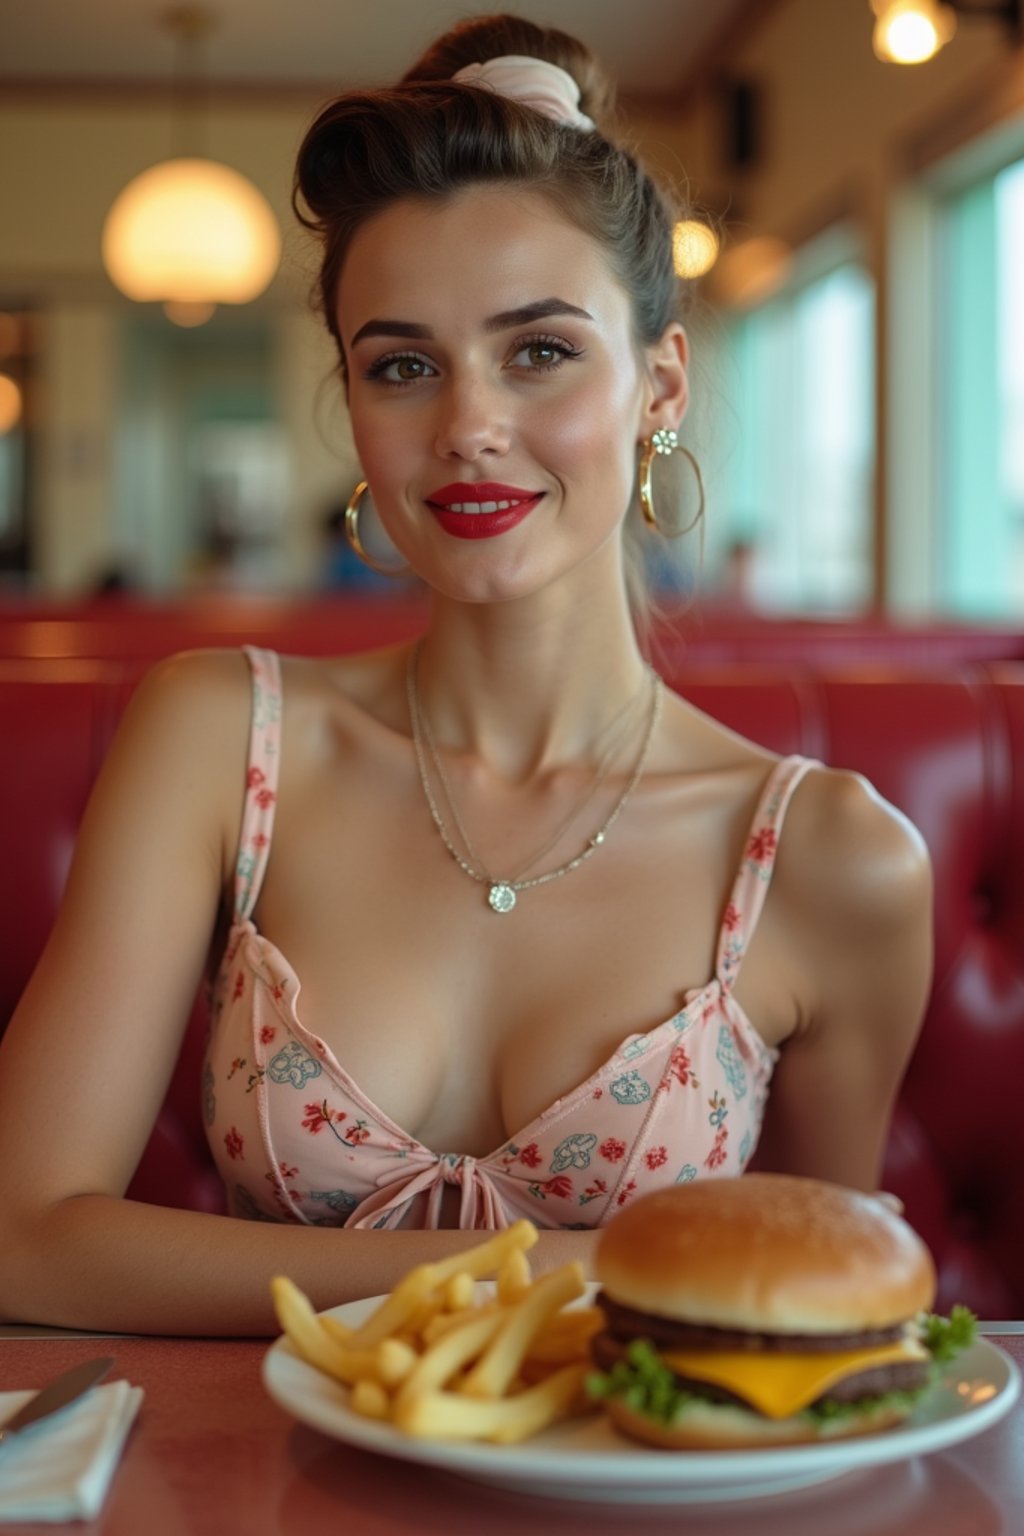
left=0, top=0, right=752, bottom=98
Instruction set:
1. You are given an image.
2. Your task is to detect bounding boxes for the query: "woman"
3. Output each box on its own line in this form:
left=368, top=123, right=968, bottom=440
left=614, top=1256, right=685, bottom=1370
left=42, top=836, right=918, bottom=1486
left=0, top=15, right=931, bottom=1335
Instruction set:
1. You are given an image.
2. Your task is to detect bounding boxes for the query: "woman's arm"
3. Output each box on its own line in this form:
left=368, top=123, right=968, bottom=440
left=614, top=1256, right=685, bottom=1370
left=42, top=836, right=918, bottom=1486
left=4, top=1194, right=598, bottom=1336
left=0, top=650, right=597, bottom=1336
left=751, top=766, right=933, bottom=1190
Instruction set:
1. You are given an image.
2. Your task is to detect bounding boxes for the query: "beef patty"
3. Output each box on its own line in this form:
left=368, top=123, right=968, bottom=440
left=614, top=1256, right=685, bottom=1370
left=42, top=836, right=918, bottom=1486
left=596, top=1291, right=907, bottom=1353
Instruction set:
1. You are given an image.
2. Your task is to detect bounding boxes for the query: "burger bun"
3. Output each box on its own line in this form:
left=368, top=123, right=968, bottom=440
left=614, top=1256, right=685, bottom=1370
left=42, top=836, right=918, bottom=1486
left=604, top=1393, right=915, bottom=1451
left=596, top=1175, right=935, bottom=1333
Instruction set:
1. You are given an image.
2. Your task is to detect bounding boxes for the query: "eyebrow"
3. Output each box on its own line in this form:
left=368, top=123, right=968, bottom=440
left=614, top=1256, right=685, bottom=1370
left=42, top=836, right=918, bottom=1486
left=349, top=298, right=594, bottom=348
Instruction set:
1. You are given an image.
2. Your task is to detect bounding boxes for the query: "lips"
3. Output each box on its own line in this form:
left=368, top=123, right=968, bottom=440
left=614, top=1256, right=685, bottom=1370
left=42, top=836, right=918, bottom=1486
left=425, top=482, right=544, bottom=540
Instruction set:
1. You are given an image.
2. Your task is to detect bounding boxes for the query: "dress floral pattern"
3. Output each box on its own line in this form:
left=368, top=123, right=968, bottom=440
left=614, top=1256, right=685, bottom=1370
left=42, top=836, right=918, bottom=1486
left=202, top=647, right=818, bottom=1231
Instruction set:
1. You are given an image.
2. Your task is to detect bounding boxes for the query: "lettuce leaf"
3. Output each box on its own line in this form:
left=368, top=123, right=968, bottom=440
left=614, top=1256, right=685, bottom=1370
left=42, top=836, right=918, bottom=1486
left=587, top=1339, right=698, bottom=1425
left=920, top=1305, right=977, bottom=1363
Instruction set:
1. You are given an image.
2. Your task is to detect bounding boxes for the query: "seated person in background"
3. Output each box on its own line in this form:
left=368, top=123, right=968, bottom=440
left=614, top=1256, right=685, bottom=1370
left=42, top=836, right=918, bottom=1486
left=714, top=536, right=761, bottom=612
left=0, top=13, right=931, bottom=1337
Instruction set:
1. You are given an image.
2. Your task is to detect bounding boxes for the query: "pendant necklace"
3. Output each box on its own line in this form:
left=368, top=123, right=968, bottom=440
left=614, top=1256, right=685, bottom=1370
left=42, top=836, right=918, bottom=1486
left=406, top=646, right=662, bottom=913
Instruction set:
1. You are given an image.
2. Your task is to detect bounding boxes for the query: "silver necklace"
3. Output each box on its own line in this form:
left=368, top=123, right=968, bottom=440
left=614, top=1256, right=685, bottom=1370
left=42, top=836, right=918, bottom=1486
left=417, top=660, right=647, bottom=887
left=406, top=649, right=662, bottom=913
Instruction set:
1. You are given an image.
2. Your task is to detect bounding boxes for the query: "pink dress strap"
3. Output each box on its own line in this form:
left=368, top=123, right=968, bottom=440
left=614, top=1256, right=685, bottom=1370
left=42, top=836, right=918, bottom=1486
left=715, top=755, right=818, bottom=995
left=233, top=646, right=282, bottom=922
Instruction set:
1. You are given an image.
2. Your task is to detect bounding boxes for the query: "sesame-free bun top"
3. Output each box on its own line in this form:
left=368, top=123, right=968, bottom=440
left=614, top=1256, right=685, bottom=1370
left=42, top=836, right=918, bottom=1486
left=596, top=1175, right=936, bottom=1334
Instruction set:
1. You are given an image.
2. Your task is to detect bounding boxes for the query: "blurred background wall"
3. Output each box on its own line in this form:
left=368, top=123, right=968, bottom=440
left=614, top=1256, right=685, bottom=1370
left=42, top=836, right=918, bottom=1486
left=0, top=0, right=1021, bottom=617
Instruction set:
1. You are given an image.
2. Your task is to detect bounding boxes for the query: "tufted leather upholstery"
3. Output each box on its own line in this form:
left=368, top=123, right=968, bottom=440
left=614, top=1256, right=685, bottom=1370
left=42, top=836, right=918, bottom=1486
left=3, top=651, right=1023, bottom=1317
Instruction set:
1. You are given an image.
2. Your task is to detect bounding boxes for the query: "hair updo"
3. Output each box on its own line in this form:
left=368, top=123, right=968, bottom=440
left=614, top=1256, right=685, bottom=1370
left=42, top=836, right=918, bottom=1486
left=293, top=13, right=684, bottom=363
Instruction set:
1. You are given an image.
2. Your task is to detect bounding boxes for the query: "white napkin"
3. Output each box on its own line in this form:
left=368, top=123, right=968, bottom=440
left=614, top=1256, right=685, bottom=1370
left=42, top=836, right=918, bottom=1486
left=0, top=1380, right=143, bottom=1523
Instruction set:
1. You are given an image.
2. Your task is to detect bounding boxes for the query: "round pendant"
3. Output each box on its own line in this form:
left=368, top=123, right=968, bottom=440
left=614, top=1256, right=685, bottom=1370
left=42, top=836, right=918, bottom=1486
left=488, top=882, right=517, bottom=914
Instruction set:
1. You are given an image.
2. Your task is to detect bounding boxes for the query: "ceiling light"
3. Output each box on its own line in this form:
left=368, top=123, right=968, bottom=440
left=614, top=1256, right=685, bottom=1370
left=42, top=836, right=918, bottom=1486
left=0, top=375, right=22, bottom=435
left=872, top=0, right=956, bottom=61
left=100, top=7, right=280, bottom=324
left=673, top=221, right=721, bottom=279
left=871, top=0, right=1023, bottom=64
left=711, top=237, right=793, bottom=308
left=102, top=160, right=280, bottom=314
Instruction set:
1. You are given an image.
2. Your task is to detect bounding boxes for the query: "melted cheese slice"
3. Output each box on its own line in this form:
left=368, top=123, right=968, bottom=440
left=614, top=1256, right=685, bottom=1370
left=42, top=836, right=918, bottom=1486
left=660, top=1334, right=929, bottom=1420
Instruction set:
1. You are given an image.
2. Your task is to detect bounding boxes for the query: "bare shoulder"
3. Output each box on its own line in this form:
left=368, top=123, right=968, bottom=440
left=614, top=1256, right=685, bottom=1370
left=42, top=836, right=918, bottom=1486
left=128, top=644, right=403, bottom=716
left=777, top=764, right=932, bottom=935
left=121, top=646, right=253, bottom=734
left=92, top=649, right=257, bottom=862
left=116, top=645, right=411, bottom=792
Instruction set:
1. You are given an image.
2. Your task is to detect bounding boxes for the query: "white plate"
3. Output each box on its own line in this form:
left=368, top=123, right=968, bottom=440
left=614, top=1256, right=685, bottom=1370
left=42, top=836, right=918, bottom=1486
left=262, top=1287, right=1021, bottom=1504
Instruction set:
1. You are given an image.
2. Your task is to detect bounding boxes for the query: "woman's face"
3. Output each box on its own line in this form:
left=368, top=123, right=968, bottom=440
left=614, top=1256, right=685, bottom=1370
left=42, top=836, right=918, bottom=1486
left=336, top=184, right=686, bottom=605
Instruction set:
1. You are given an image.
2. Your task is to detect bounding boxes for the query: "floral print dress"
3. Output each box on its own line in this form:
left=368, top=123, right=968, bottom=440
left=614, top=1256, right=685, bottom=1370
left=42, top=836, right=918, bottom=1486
left=202, top=647, right=818, bottom=1230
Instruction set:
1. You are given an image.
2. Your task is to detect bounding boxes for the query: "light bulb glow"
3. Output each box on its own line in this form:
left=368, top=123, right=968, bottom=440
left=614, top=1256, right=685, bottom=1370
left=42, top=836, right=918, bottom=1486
left=672, top=220, right=720, bottom=279
left=0, top=374, right=22, bottom=434
left=872, top=1, right=956, bottom=64
left=878, top=11, right=940, bottom=61
left=712, top=237, right=793, bottom=308
left=102, top=158, right=281, bottom=304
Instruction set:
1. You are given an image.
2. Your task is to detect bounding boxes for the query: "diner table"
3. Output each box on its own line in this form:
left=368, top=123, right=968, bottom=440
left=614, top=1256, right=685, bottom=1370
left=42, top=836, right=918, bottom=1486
left=1, top=1323, right=1022, bottom=1536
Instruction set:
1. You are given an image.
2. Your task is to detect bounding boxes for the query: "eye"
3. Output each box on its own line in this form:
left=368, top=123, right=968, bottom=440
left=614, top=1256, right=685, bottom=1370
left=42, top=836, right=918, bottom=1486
left=364, top=352, right=437, bottom=386
left=509, top=334, right=583, bottom=372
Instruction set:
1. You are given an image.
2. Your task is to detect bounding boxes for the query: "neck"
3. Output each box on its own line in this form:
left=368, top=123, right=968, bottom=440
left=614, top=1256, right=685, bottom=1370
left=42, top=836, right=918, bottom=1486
left=406, top=639, right=661, bottom=913
left=415, top=581, right=649, bottom=782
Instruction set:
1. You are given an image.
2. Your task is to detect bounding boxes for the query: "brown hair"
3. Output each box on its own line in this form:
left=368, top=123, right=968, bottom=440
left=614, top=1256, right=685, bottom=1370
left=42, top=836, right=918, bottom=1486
left=294, top=14, right=685, bottom=354
left=292, top=13, right=693, bottom=617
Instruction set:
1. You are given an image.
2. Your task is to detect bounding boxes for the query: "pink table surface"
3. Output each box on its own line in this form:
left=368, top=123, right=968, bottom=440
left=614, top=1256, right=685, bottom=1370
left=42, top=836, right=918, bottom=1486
left=1, top=1330, right=1021, bottom=1536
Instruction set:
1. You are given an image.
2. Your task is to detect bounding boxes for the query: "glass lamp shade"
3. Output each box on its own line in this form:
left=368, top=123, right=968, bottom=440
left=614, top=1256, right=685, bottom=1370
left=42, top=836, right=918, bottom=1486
left=102, top=158, right=281, bottom=304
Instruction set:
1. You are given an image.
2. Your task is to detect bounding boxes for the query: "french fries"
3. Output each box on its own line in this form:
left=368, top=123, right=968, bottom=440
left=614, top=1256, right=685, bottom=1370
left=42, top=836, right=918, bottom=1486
left=496, top=1245, right=533, bottom=1304
left=270, top=1220, right=600, bottom=1445
left=460, top=1262, right=584, bottom=1399
left=394, top=1362, right=589, bottom=1445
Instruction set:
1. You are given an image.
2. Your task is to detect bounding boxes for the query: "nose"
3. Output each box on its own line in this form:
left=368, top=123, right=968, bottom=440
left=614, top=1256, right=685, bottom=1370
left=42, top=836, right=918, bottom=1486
left=433, top=374, right=511, bottom=462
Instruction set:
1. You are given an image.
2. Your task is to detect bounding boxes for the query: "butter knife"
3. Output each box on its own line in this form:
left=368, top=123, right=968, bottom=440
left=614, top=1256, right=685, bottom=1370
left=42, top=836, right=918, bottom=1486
left=0, top=1357, right=114, bottom=1447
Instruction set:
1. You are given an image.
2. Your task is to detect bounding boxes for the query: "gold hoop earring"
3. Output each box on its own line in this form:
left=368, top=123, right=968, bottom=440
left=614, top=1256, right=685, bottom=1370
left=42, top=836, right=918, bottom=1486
left=344, top=480, right=410, bottom=577
left=638, top=429, right=705, bottom=535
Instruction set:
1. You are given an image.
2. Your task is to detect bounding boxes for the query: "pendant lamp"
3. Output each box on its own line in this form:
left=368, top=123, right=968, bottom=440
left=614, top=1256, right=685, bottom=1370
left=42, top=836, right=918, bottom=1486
left=870, top=0, right=1023, bottom=63
left=101, top=6, right=280, bottom=325
left=672, top=220, right=720, bottom=279
left=0, top=374, right=22, bottom=435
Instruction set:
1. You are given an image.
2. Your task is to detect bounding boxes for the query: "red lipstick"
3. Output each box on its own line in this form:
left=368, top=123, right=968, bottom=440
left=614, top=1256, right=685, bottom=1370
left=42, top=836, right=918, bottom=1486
left=425, top=482, right=544, bottom=541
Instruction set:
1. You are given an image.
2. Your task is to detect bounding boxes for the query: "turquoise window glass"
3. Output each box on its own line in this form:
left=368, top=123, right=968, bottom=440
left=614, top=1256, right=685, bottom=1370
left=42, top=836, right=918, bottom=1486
left=941, top=157, right=1024, bottom=617
left=723, top=261, right=875, bottom=613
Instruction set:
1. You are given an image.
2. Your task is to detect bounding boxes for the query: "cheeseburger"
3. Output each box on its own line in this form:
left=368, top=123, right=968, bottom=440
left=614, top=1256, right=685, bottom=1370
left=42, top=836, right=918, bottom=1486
left=589, top=1174, right=969, bottom=1449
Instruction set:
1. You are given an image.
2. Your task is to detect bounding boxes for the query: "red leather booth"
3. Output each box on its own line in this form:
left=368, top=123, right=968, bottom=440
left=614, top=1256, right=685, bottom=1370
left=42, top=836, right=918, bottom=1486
left=3, top=592, right=1024, bottom=669
left=4, top=649, right=1024, bottom=1320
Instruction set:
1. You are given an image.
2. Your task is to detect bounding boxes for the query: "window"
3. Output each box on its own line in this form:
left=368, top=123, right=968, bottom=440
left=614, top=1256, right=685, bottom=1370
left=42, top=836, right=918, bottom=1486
left=116, top=314, right=288, bottom=591
left=940, top=157, right=1024, bottom=617
left=718, top=250, right=875, bottom=613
